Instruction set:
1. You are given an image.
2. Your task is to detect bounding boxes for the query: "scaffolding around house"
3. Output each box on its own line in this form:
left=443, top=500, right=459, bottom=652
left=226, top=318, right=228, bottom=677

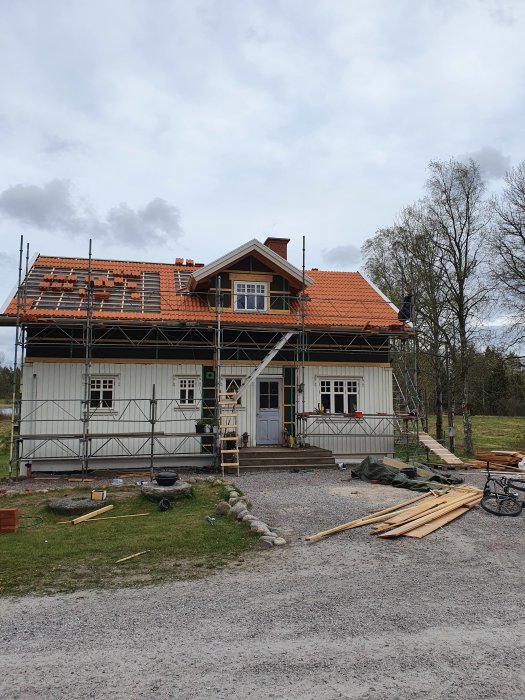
left=4, top=237, right=425, bottom=478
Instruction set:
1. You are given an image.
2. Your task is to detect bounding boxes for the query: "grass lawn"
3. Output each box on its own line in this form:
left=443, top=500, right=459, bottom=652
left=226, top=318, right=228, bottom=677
left=0, top=419, right=11, bottom=479
left=0, top=482, right=259, bottom=597
left=426, top=414, right=525, bottom=457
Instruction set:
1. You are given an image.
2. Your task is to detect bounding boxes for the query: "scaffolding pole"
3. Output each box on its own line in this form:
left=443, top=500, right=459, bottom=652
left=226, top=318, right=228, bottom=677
left=8, top=236, right=25, bottom=480
left=80, top=239, right=93, bottom=480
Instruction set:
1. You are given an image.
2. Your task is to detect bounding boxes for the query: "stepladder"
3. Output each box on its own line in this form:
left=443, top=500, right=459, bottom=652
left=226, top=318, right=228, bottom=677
left=218, top=392, right=239, bottom=477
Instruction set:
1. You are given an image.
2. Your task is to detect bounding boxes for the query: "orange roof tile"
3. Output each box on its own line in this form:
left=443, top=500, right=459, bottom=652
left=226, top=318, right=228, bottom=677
left=1, top=255, right=408, bottom=333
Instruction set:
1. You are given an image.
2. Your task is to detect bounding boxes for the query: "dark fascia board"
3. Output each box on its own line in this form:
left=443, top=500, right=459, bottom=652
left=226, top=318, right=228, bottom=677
left=188, top=239, right=314, bottom=291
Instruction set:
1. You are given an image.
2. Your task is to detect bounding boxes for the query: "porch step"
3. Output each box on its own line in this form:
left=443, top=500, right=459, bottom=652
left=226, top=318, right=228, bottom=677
left=236, top=446, right=338, bottom=472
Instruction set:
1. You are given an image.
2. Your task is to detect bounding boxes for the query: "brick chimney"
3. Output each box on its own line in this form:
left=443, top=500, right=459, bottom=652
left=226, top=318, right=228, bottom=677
left=263, top=237, right=290, bottom=260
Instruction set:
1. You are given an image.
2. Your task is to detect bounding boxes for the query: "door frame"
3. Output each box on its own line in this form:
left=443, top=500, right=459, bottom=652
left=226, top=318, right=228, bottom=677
left=255, top=376, right=283, bottom=446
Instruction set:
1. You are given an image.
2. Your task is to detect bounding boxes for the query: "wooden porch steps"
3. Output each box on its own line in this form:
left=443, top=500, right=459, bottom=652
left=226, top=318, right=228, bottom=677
left=230, top=446, right=338, bottom=473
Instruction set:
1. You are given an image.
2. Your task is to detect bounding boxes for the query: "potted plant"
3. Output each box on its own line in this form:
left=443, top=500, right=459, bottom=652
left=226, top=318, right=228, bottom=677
left=195, top=417, right=218, bottom=433
left=195, top=418, right=208, bottom=434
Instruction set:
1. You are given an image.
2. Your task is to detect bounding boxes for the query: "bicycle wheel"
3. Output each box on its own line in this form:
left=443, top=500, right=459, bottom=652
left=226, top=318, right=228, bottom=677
left=480, top=495, right=523, bottom=516
left=508, top=478, right=525, bottom=493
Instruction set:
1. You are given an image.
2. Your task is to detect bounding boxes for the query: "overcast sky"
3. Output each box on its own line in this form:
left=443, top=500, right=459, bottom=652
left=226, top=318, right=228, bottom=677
left=1, top=0, right=524, bottom=361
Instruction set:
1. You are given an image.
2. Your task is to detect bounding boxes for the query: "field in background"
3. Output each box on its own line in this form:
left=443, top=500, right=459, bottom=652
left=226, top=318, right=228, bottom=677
left=426, top=415, right=524, bottom=458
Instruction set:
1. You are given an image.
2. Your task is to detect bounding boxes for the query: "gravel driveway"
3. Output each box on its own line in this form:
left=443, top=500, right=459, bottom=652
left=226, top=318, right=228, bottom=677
left=1, top=469, right=525, bottom=700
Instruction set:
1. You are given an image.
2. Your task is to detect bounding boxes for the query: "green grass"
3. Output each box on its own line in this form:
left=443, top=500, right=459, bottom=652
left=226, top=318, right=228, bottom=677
left=0, top=420, right=11, bottom=479
left=425, top=415, right=525, bottom=458
left=0, top=482, right=259, bottom=597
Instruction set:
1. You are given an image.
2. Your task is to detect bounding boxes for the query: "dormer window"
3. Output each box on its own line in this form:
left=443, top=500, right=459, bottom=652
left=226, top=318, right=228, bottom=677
left=234, top=281, right=267, bottom=312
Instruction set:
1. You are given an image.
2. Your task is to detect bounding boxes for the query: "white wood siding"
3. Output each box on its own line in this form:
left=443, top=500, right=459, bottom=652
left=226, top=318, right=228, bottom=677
left=20, top=361, right=393, bottom=464
left=20, top=361, right=204, bottom=462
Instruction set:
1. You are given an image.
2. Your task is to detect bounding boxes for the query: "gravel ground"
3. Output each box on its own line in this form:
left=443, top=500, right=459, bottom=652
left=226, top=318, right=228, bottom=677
left=1, top=468, right=525, bottom=700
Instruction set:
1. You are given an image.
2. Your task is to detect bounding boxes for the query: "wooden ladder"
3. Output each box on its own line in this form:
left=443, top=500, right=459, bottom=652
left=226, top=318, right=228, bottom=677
left=218, top=392, right=239, bottom=477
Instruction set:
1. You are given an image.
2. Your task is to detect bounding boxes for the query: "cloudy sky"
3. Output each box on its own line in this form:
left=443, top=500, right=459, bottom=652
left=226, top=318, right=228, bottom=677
left=1, top=0, right=524, bottom=360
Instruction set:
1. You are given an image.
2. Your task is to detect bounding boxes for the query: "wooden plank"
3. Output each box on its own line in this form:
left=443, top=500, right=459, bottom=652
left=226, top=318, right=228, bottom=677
left=378, top=493, right=481, bottom=538
left=418, top=431, right=463, bottom=465
left=377, top=495, right=456, bottom=525
left=363, top=492, right=437, bottom=517
left=369, top=494, right=467, bottom=534
left=70, top=504, right=114, bottom=525
left=306, top=493, right=441, bottom=543
left=59, top=513, right=150, bottom=524
left=116, top=550, right=149, bottom=563
left=404, top=504, right=476, bottom=538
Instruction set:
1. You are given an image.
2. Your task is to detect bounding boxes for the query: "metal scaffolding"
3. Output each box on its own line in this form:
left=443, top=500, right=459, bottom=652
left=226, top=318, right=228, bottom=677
left=4, top=237, right=422, bottom=477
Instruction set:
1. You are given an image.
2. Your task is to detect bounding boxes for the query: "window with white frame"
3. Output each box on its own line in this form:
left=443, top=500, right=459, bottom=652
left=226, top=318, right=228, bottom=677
left=90, top=377, right=115, bottom=410
left=177, top=377, right=198, bottom=406
left=234, top=281, right=267, bottom=312
left=224, top=377, right=243, bottom=405
left=319, top=379, right=359, bottom=414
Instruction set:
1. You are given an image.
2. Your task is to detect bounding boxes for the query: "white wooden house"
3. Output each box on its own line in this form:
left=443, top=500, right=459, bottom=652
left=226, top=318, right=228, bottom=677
left=0, top=237, right=412, bottom=473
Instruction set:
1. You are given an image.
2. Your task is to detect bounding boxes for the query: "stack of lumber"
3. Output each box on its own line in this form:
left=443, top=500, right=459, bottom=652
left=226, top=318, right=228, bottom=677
left=474, top=450, right=525, bottom=469
left=306, top=487, right=483, bottom=542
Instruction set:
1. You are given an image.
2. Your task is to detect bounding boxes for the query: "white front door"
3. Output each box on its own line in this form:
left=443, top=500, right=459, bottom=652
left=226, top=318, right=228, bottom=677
left=256, top=378, right=282, bottom=445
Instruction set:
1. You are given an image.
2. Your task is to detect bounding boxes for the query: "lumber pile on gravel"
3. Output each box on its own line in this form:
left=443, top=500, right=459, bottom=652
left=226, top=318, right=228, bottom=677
left=306, top=487, right=483, bottom=542
left=474, top=450, right=525, bottom=469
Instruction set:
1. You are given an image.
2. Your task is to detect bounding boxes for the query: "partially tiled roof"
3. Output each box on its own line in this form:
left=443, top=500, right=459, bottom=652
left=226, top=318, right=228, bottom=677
left=1, top=254, right=407, bottom=332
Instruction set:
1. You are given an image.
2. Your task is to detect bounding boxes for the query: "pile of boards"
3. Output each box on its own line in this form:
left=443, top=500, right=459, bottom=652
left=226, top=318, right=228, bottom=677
left=471, top=450, right=525, bottom=471
left=306, top=486, right=483, bottom=543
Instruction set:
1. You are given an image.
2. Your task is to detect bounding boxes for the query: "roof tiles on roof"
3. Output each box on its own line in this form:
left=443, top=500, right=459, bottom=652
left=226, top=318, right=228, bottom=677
left=1, top=255, right=406, bottom=332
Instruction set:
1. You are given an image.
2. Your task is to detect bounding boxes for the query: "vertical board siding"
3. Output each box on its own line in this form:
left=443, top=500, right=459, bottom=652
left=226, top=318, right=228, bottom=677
left=20, top=362, right=203, bottom=461
left=20, top=361, right=393, bottom=461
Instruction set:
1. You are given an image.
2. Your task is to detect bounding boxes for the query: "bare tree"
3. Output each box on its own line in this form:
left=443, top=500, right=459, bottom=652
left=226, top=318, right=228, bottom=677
left=492, top=161, right=525, bottom=344
left=425, top=158, right=491, bottom=454
left=362, top=205, right=451, bottom=441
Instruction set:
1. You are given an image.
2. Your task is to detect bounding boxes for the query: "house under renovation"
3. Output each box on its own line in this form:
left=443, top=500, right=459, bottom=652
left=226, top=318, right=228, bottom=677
left=1, top=237, right=417, bottom=475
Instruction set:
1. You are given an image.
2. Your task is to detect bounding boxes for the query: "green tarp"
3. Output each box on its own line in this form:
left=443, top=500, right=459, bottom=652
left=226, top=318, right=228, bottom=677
left=351, top=455, right=464, bottom=491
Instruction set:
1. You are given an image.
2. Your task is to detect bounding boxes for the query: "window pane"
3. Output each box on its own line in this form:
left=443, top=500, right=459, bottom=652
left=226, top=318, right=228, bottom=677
left=260, top=382, right=269, bottom=395
left=334, top=394, right=344, bottom=413
left=269, top=393, right=278, bottom=409
left=321, top=394, right=331, bottom=412
left=259, top=393, right=269, bottom=409
left=348, top=395, right=357, bottom=413
left=236, top=295, right=245, bottom=310
left=256, top=294, right=265, bottom=310
left=246, top=294, right=255, bottom=309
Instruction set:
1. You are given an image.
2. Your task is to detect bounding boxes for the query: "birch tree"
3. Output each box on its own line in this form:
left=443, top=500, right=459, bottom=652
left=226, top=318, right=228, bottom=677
left=425, top=158, right=491, bottom=454
left=492, top=161, right=525, bottom=344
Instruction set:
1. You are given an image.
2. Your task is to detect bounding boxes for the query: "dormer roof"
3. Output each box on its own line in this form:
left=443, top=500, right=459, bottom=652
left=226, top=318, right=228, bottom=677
left=188, top=238, right=314, bottom=291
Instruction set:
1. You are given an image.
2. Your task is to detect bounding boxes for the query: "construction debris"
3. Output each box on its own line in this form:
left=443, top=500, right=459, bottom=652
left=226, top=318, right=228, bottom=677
left=57, top=513, right=149, bottom=524
left=351, top=455, right=463, bottom=491
left=70, top=504, right=114, bottom=525
left=306, top=487, right=482, bottom=542
left=474, top=451, right=525, bottom=469
left=116, top=550, right=149, bottom=563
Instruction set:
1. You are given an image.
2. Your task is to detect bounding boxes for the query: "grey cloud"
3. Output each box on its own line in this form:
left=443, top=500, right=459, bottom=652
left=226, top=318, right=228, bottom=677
left=0, top=180, right=77, bottom=230
left=0, top=180, right=182, bottom=247
left=107, top=198, right=182, bottom=246
left=463, top=146, right=511, bottom=180
left=322, top=244, right=361, bottom=269
left=43, top=135, right=85, bottom=155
